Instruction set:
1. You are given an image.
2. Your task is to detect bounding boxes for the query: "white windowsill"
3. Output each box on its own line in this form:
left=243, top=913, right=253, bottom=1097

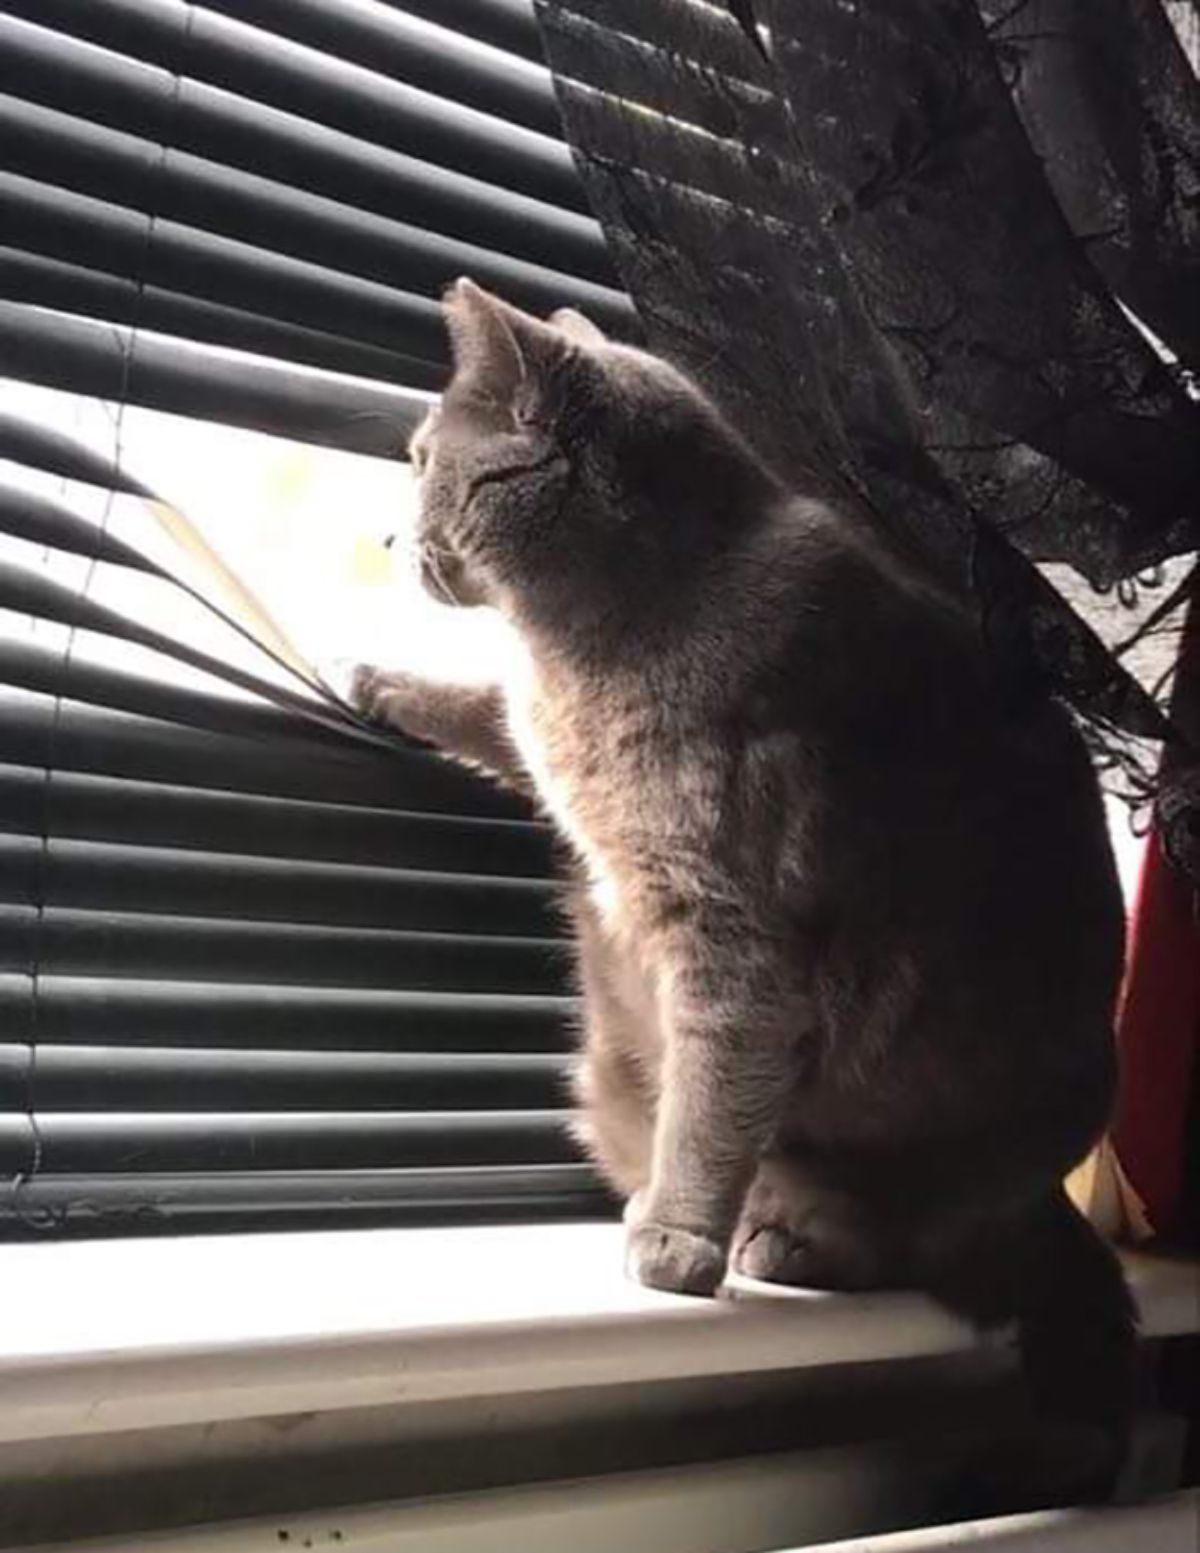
left=2, top=1223, right=1197, bottom=1447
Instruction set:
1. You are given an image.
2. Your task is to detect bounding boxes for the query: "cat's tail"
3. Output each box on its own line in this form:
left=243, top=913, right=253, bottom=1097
left=922, top=1184, right=1137, bottom=1507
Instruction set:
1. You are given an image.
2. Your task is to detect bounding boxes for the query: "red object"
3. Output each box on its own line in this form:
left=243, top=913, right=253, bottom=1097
left=1112, top=574, right=1200, bottom=1246
left=1113, top=828, right=1200, bottom=1242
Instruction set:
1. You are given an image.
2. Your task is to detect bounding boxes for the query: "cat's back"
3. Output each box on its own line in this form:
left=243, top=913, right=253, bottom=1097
left=743, top=500, right=1117, bottom=918
left=751, top=503, right=1121, bottom=1085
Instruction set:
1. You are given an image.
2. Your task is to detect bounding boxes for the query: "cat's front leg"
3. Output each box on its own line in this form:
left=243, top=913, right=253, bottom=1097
left=627, top=933, right=802, bottom=1297
left=349, top=667, right=530, bottom=792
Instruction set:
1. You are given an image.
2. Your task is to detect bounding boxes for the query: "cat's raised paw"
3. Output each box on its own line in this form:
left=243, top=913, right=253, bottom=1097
left=347, top=662, right=388, bottom=719
left=348, top=664, right=425, bottom=734
left=625, top=1222, right=726, bottom=1297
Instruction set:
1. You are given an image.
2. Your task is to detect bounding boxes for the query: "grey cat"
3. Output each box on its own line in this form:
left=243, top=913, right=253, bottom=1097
left=353, top=279, right=1134, bottom=1496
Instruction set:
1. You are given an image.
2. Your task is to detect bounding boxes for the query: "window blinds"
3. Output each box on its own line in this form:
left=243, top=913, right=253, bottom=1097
left=0, top=0, right=634, bottom=450
left=0, top=0, right=620, bottom=1236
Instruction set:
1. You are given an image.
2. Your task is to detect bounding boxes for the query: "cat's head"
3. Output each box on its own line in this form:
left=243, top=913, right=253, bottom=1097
left=409, top=279, right=770, bottom=628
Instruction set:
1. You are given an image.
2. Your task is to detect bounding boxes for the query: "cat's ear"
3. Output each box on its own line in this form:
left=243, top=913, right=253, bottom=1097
left=442, top=278, right=569, bottom=403
left=549, top=307, right=607, bottom=348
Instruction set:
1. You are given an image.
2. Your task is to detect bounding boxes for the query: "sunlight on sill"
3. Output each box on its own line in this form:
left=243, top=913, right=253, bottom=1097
left=0, top=1222, right=1195, bottom=1448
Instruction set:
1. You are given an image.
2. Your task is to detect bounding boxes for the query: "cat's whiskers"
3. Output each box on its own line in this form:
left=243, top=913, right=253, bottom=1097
left=422, top=541, right=461, bottom=607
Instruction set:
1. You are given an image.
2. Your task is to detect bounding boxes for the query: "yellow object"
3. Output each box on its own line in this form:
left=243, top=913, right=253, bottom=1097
left=350, top=533, right=395, bottom=587
left=1067, top=1136, right=1154, bottom=1244
left=262, top=450, right=314, bottom=508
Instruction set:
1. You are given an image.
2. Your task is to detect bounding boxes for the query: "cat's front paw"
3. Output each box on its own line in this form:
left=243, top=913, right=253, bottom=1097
left=625, top=1221, right=726, bottom=1297
left=348, top=662, right=390, bottom=719
left=348, top=664, right=426, bottom=736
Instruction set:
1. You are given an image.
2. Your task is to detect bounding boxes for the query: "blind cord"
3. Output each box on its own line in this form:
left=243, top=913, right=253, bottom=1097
left=8, top=4, right=197, bottom=1231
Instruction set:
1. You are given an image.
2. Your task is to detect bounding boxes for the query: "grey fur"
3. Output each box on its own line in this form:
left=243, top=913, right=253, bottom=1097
left=354, top=279, right=1135, bottom=1497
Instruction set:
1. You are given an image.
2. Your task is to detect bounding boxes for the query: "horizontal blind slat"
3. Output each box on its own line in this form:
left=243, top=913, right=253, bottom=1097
left=0, top=57, right=613, bottom=286
left=0, top=555, right=405, bottom=744
left=0, top=765, right=553, bottom=876
left=5, top=0, right=556, bottom=128
left=0, top=905, right=570, bottom=993
left=0, top=685, right=526, bottom=818
left=542, top=0, right=764, bottom=82
left=0, top=246, right=441, bottom=389
left=0, top=481, right=158, bottom=572
left=26, top=1109, right=579, bottom=1171
left=0, top=639, right=374, bottom=752
left=550, top=74, right=795, bottom=225
left=0, top=1040, right=27, bottom=1104
left=0, top=5, right=586, bottom=211
left=0, top=186, right=448, bottom=383
left=0, top=105, right=628, bottom=340
left=0, top=301, right=429, bottom=456
left=0, top=1114, right=36, bottom=1172
left=10, top=1044, right=570, bottom=1111
left=177, top=2, right=580, bottom=203
left=540, top=8, right=777, bottom=143
left=0, top=410, right=152, bottom=497
left=0, top=1165, right=611, bottom=1236
left=382, top=0, right=542, bottom=63
left=0, top=975, right=575, bottom=1053
left=0, top=835, right=563, bottom=938
left=5, top=0, right=556, bottom=129
left=0, top=974, right=575, bottom=1052
left=200, top=0, right=560, bottom=136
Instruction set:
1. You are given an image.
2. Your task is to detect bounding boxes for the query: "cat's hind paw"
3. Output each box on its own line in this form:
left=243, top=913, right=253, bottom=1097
left=625, top=1222, right=726, bottom=1297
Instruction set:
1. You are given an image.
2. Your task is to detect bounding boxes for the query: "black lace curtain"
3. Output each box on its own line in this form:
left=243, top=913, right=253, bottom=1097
left=533, top=0, right=1200, bottom=826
